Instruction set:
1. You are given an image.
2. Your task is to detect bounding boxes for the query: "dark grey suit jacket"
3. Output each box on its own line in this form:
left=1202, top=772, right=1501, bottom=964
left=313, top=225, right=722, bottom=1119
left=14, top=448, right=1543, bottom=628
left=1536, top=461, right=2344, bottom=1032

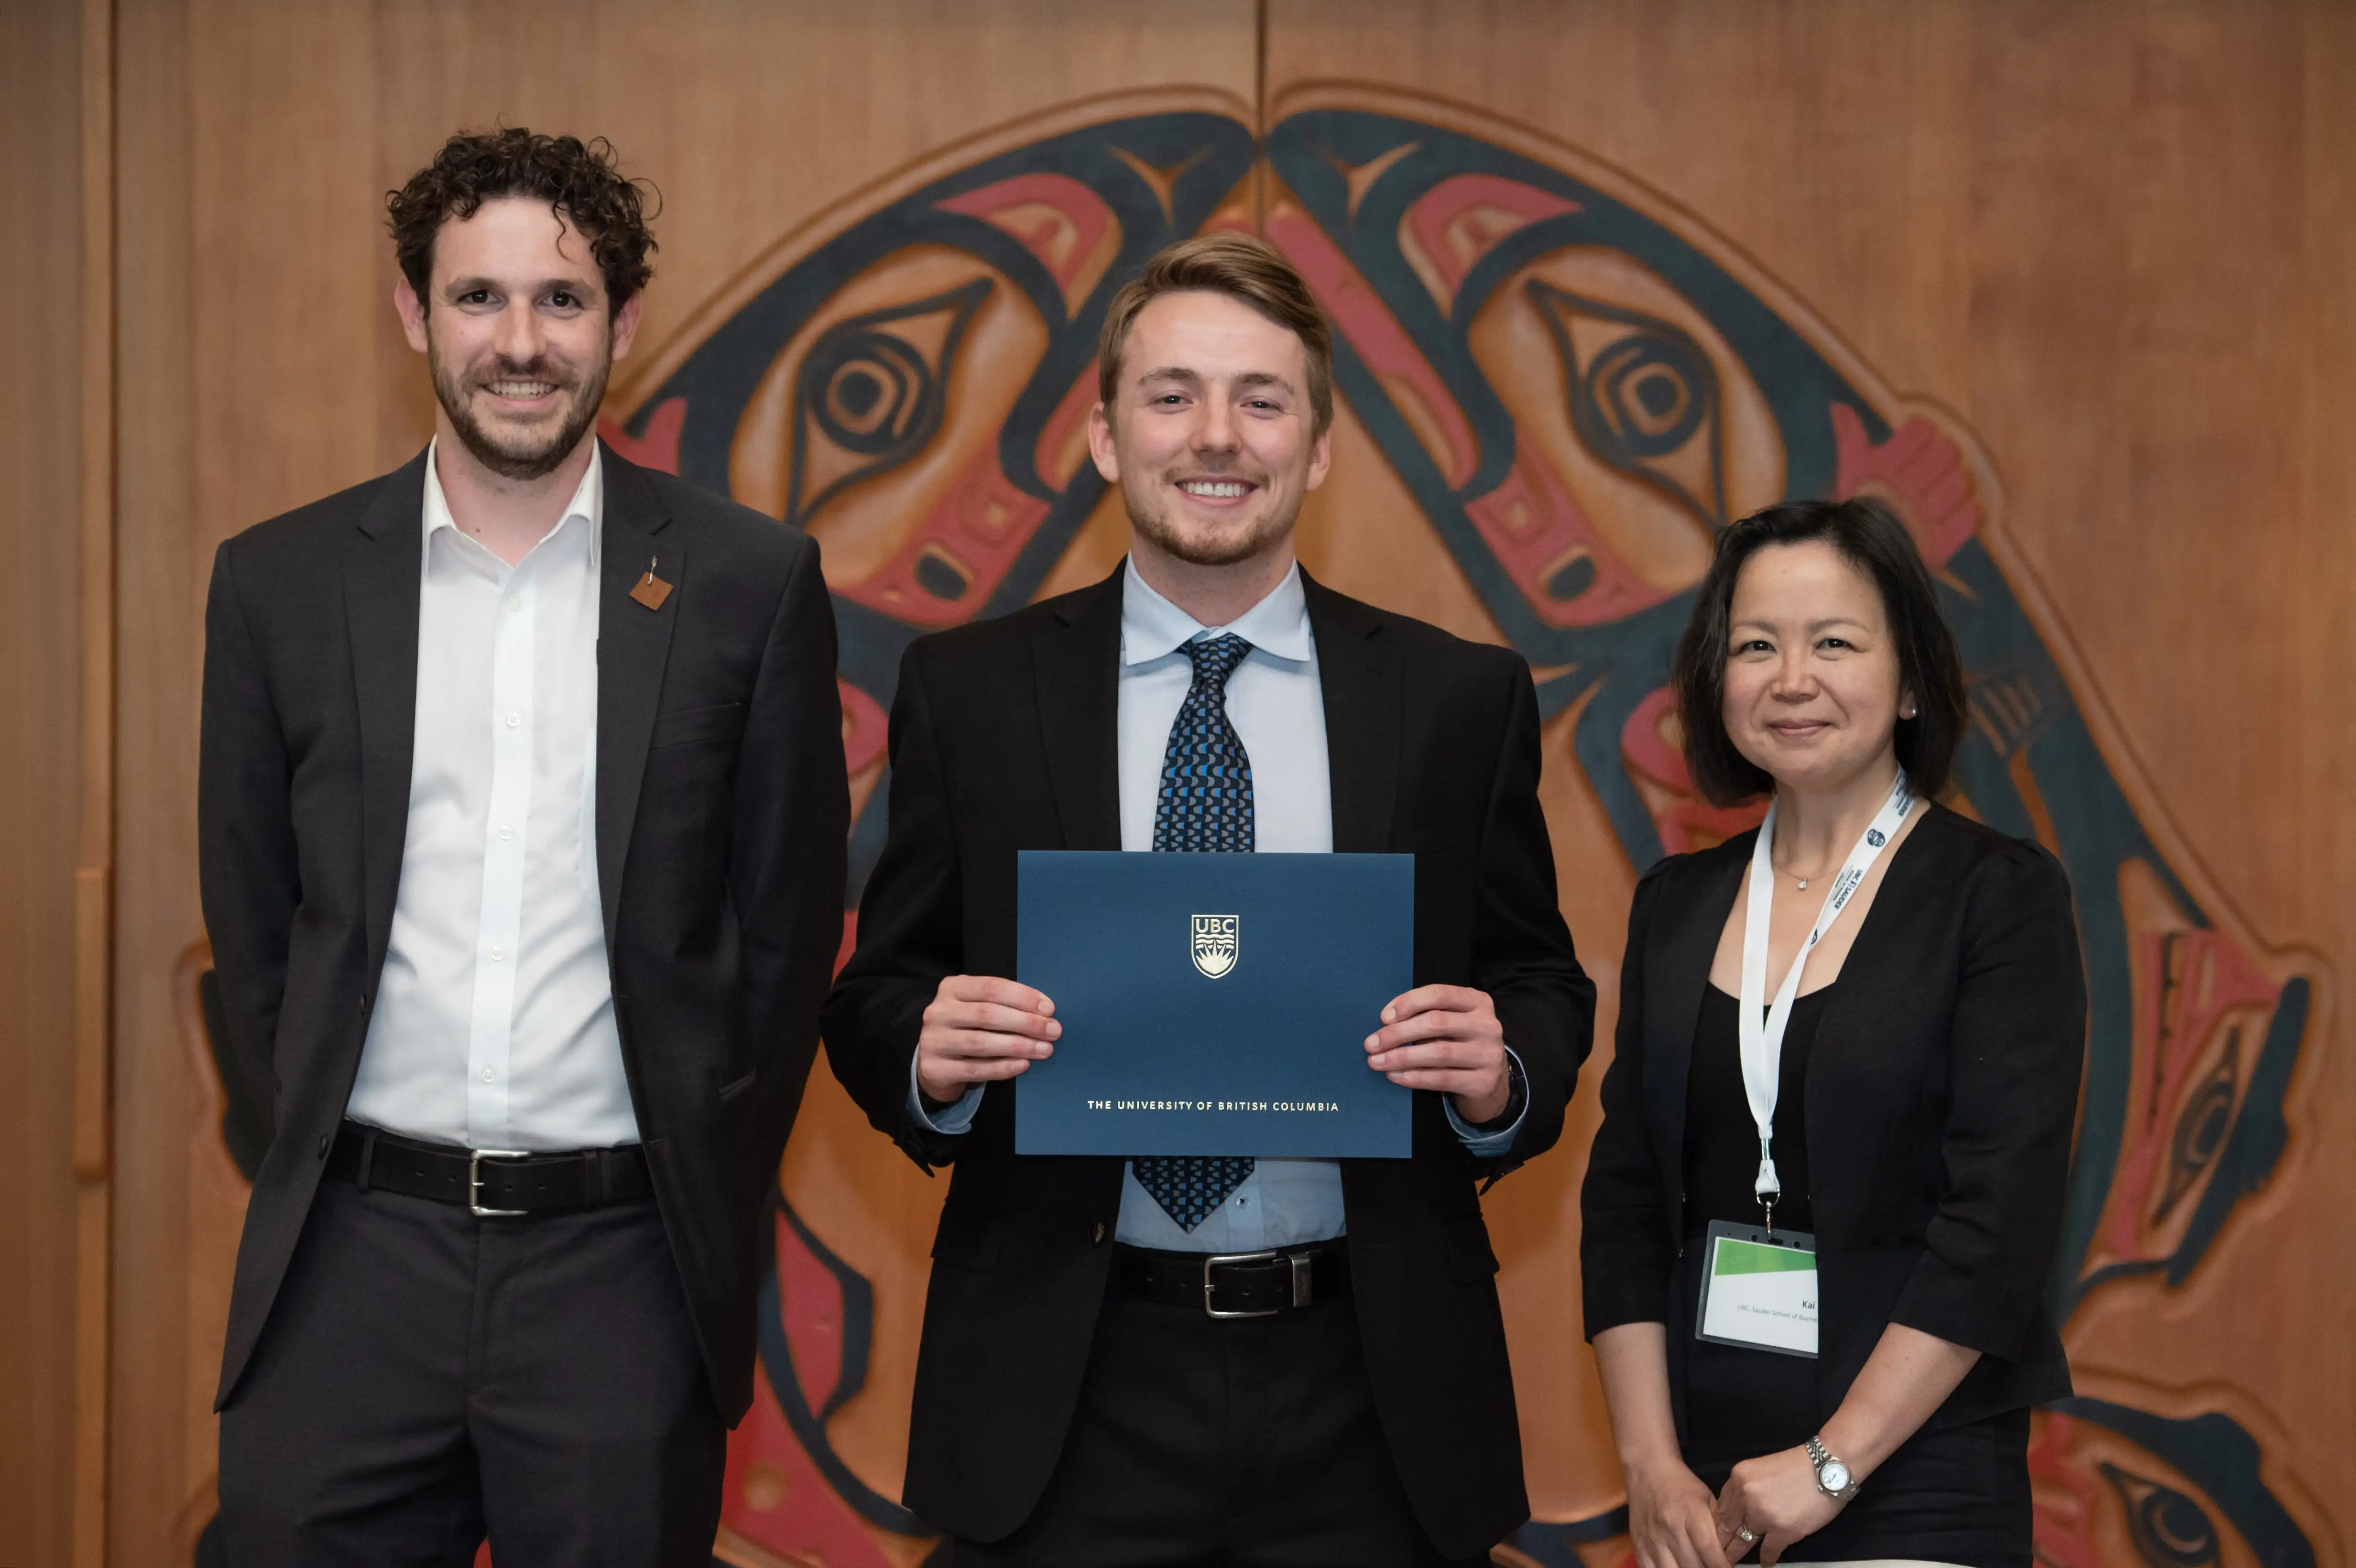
left=199, top=442, right=847, bottom=1421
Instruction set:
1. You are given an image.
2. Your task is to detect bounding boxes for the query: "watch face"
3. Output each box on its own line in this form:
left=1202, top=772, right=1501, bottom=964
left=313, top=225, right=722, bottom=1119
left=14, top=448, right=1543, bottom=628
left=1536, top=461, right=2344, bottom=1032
left=1821, top=1459, right=1852, bottom=1492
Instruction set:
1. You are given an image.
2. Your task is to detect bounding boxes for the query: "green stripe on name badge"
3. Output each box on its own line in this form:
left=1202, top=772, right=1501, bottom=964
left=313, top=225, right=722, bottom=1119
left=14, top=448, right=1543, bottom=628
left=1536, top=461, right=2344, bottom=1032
left=1713, top=1239, right=1816, bottom=1276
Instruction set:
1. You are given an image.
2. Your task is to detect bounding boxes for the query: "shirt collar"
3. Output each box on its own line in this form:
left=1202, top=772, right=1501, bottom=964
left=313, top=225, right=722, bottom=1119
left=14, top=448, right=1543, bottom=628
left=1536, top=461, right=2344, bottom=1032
left=422, top=437, right=604, bottom=566
left=1119, top=555, right=1314, bottom=667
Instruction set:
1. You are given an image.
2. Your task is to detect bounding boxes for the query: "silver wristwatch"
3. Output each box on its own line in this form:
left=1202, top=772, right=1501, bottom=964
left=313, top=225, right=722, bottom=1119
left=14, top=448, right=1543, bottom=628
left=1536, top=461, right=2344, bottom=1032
left=1805, top=1435, right=1860, bottom=1500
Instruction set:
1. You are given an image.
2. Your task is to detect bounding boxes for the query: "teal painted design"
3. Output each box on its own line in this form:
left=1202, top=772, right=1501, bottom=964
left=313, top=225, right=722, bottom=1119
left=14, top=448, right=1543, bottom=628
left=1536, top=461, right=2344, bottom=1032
left=610, top=95, right=2323, bottom=1561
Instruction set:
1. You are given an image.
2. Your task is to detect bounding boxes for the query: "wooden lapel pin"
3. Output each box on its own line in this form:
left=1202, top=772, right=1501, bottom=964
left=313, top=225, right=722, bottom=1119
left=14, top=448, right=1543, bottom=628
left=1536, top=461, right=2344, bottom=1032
left=629, top=554, right=673, bottom=611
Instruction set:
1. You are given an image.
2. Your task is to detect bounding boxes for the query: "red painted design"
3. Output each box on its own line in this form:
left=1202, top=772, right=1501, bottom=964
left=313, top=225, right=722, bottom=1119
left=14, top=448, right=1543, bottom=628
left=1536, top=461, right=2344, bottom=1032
left=1830, top=403, right=1976, bottom=569
left=841, top=680, right=888, bottom=776
left=716, top=1215, right=900, bottom=1568
left=1461, top=449, right=1681, bottom=628
left=1032, top=366, right=1102, bottom=490
left=833, top=914, right=859, bottom=980
left=2100, top=929, right=2282, bottom=1257
left=840, top=448, right=1053, bottom=627
left=2028, top=1414, right=2107, bottom=1568
left=599, top=397, right=687, bottom=475
left=938, top=174, right=1120, bottom=317
left=1265, top=206, right=1482, bottom=487
left=1620, top=686, right=1766, bottom=853
left=1399, top=173, right=1578, bottom=299
left=1270, top=207, right=1669, bottom=627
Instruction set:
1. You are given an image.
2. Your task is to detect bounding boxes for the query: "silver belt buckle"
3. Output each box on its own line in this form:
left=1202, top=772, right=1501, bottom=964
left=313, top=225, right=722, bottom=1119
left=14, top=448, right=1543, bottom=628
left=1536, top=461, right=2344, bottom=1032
left=1202, top=1249, right=1281, bottom=1319
left=469, top=1148, right=531, bottom=1218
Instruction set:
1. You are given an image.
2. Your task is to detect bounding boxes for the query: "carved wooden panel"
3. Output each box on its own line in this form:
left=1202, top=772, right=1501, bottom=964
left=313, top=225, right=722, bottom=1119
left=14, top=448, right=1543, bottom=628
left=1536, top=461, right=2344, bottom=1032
left=134, top=10, right=2354, bottom=1568
left=576, top=83, right=2345, bottom=1567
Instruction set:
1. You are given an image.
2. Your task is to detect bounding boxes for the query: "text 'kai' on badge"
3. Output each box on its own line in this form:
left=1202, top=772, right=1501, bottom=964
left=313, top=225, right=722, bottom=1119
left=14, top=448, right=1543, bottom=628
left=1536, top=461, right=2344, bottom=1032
left=630, top=555, right=673, bottom=611
left=1191, top=915, right=1239, bottom=979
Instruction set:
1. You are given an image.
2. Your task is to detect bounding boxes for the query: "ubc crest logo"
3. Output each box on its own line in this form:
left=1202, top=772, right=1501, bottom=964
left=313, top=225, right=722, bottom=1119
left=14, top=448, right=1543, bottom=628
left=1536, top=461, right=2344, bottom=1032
left=1192, top=915, right=1239, bottom=980
left=1866, top=828, right=1887, bottom=847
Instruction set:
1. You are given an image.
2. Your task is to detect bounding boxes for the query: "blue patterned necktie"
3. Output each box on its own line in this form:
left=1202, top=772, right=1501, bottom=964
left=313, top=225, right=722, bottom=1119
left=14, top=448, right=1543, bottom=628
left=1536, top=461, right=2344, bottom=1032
left=1133, top=633, right=1256, bottom=1231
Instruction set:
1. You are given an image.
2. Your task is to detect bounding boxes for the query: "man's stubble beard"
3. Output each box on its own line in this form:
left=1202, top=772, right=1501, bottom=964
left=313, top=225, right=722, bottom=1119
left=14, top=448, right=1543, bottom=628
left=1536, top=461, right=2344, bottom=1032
left=1121, top=470, right=1300, bottom=570
left=428, top=332, right=612, bottom=483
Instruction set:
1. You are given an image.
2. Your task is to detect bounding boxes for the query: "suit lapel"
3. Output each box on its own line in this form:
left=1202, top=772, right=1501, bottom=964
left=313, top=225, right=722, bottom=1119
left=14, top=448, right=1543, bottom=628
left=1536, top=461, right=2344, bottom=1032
left=1302, top=571, right=1399, bottom=855
left=345, top=450, right=430, bottom=976
left=595, top=446, right=679, bottom=947
left=1802, top=803, right=1943, bottom=1133
left=1649, top=842, right=1748, bottom=1187
left=1033, top=567, right=1124, bottom=850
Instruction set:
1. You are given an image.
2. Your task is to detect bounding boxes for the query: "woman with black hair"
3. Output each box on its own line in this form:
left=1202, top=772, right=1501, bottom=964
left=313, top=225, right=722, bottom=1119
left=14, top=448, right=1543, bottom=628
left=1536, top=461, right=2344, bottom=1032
left=1581, top=498, right=2084, bottom=1568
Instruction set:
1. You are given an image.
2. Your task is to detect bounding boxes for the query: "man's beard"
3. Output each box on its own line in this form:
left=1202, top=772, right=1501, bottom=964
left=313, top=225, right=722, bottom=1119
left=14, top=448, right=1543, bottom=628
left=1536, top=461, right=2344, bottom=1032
left=1123, top=471, right=1297, bottom=568
left=429, top=339, right=611, bottom=482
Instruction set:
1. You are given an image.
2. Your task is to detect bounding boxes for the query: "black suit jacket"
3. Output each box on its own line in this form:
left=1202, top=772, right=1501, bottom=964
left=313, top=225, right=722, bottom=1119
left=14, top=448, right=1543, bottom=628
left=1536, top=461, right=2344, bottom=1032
left=1581, top=804, right=2083, bottom=1443
left=199, top=443, right=848, bottom=1421
left=822, top=565, right=1595, bottom=1556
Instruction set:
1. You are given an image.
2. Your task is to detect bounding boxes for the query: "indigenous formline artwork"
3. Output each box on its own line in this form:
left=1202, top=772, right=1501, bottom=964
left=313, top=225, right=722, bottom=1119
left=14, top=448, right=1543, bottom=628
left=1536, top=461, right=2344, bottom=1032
left=181, top=85, right=2337, bottom=1568
left=612, top=83, right=2335, bottom=1568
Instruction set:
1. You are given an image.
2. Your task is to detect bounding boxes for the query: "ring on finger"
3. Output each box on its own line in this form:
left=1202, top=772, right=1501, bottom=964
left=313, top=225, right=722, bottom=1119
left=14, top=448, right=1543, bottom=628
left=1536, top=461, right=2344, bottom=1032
left=1736, top=1529, right=1759, bottom=1546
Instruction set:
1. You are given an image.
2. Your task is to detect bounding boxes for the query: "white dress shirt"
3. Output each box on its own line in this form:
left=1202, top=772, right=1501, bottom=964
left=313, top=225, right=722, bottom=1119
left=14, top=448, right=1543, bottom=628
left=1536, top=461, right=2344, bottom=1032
left=345, top=441, right=639, bottom=1151
left=914, top=559, right=1522, bottom=1249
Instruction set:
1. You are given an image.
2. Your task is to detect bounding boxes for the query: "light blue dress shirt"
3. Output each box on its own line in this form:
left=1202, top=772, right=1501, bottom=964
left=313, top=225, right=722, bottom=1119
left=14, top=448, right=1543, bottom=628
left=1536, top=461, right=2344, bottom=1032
left=910, top=559, right=1524, bottom=1250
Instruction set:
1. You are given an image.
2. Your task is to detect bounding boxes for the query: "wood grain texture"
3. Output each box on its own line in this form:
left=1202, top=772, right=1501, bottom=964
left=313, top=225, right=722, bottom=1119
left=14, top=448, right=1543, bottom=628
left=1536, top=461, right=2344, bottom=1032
left=106, top=3, right=1256, bottom=1560
left=1266, top=0, right=2356, bottom=1539
left=111, top=0, right=203, bottom=1553
left=86, top=1, right=2356, bottom=1561
left=0, top=0, right=90, bottom=1561
left=76, top=2, right=118, bottom=1564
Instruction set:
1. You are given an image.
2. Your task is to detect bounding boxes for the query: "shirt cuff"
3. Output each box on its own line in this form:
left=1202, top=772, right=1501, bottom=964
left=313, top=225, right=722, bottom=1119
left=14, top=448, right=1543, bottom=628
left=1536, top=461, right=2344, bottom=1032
left=906, top=1049, right=982, bottom=1134
left=1447, top=1045, right=1527, bottom=1155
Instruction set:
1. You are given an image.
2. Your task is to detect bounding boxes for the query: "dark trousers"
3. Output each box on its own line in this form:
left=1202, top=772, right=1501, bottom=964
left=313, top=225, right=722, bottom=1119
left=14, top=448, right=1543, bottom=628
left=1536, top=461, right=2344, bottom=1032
left=954, top=1274, right=1489, bottom=1568
left=217, top=1174, right=724, bottom=1567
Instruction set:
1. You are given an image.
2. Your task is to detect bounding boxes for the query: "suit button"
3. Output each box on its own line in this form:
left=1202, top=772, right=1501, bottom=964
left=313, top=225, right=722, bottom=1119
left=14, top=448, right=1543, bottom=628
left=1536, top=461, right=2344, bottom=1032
left=317, top=1133, right=331, bottom=1159
left=1090, top=1222, right=1107, bottom=1246
left=357, top=993, right=369, bottom=1015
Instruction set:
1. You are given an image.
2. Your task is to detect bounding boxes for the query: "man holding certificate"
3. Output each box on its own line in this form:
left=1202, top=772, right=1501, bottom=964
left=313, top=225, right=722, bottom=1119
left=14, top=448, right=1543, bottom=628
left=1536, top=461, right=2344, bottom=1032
left=823, top=233, right=1594, bottom=1565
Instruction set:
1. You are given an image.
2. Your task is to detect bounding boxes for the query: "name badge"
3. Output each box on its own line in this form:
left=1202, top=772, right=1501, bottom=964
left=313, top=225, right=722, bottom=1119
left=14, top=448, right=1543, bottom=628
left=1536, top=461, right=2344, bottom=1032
left=1695, top=1220, right=1818, bottom=1358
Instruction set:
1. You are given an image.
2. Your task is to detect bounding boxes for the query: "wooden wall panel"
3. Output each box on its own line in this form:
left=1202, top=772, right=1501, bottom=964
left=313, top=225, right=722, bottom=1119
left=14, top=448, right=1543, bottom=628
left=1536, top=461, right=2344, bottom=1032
left=1265, top=0, right=2356, bottom=1552
left=93, top=2, right=2355, bottom=1564
left=113, top=0, right=203, bottom=1555
left=107, top=4, right=1256, bottom=1562
left=0, top=0, right=89, bottom=1562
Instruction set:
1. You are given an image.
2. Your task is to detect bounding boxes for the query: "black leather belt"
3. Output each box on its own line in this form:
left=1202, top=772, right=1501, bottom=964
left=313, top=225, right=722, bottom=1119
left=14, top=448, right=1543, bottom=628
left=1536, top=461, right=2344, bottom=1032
left=328, top=1122, right=652, bottom=1216
left=1116, top=1242, right=1350, bottom=1318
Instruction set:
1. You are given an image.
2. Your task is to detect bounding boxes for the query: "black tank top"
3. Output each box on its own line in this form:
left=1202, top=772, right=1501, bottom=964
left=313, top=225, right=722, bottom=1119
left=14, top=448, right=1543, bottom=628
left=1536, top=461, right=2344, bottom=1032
left=1683, top=982, right=1833, bottom=1234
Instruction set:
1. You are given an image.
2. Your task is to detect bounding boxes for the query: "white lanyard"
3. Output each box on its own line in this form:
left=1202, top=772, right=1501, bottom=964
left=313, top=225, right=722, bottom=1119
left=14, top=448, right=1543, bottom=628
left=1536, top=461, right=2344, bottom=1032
left=1739, top=771, right=1913, bottom=1224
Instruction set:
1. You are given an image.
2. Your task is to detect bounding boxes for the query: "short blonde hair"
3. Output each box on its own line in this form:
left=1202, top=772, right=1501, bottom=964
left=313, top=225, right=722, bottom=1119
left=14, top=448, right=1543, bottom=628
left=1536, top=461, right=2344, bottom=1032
left=1095, top=232, right=1334, bottom=436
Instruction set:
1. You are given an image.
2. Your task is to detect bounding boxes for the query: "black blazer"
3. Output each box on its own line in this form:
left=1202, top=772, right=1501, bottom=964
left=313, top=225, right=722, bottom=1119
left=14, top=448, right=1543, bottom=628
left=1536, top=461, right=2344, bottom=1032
left=198, top=443, right=848, bottom=1421
left=822, top=565, right=1595, bottom=1556
left=1580, top=805, right=2083, bottom=1442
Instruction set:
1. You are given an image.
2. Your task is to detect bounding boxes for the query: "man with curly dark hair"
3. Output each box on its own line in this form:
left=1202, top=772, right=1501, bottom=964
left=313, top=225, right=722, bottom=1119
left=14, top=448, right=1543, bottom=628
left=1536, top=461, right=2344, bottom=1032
left=202, top=128, right=847, bottom=1563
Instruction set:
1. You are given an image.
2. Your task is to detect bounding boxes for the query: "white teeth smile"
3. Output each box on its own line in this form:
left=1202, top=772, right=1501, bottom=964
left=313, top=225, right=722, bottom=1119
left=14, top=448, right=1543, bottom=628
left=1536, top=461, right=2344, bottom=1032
left=486, top=380, right=557, bottom=398
left=1178, top=480, right=1250, bottom=498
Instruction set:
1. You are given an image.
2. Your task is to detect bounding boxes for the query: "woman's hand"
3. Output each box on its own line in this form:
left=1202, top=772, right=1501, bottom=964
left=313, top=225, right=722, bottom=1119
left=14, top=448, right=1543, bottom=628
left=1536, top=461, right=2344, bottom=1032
left=1626, top=1453, right=1734, bottom=1568
left=1713, top=1447, right=1844, bottom=1566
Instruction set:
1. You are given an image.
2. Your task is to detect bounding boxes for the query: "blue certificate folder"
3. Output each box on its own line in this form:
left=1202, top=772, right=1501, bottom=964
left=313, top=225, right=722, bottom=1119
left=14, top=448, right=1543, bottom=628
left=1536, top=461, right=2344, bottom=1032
left=1014, top=850, right=1413, bottom=1158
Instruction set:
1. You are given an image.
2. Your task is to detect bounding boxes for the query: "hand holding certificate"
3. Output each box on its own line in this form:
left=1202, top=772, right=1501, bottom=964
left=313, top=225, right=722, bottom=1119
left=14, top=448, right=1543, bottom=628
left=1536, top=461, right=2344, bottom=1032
left=1363, top=983, right=1513, bottom=1126
left=918, top=852, right=1517, bottom=1153
left=1005, top=849, right=1527, bottom=1158
left=914, top=974, right=1062, bottom=1106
